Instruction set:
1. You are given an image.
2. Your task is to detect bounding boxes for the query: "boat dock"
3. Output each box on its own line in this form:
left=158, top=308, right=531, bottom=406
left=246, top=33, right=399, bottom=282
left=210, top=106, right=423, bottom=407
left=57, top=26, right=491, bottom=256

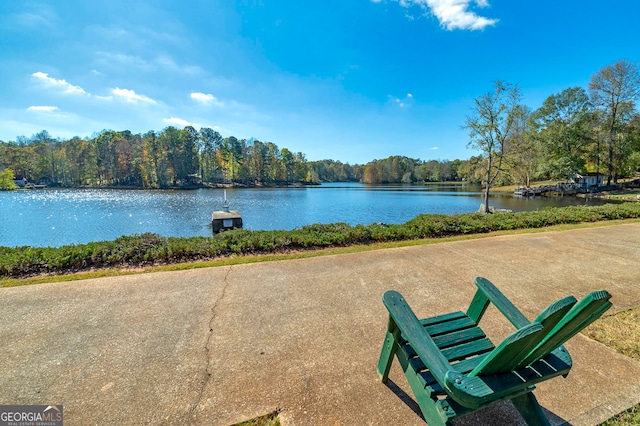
left=514, top=183, right=584, bottom=197
left=211, top=190, right=242, bottom=233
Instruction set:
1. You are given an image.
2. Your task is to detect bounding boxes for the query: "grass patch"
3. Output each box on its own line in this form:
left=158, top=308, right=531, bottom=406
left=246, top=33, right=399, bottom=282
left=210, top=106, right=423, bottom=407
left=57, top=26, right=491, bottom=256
left=2, top=203, right=640, bottom=283
left=601, top=406, right=640, bottom=426
left=586, top=306, right=640, bottom=425
left=599, top=188, right=640, bottom=201
left=586, top=306, right=640, bottom=362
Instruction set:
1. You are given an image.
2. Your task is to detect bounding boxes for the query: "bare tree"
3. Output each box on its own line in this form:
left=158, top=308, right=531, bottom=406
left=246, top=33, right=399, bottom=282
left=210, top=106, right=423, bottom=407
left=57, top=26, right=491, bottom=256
left=464, top=81, right=521, bottom=213
left=589, top=59, right=640, bottom=184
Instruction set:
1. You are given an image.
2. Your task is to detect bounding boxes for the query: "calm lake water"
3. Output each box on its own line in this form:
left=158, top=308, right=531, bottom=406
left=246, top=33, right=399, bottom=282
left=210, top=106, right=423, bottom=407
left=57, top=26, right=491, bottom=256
left=0, top=183, right=610, bottom=248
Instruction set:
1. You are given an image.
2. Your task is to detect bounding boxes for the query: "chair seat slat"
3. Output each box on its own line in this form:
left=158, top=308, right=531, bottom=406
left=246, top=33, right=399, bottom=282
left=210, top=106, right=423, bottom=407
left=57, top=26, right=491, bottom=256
left=423, top=316, right=477, bottom=337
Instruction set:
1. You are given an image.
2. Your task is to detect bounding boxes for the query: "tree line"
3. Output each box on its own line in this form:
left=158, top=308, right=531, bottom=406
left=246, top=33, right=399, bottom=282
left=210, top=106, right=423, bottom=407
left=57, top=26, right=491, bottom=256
left=1, top=60, right=639, bottom=190
left=0, top=128, right=321, bottom=188
left=0, top=127, right=473, bottom=188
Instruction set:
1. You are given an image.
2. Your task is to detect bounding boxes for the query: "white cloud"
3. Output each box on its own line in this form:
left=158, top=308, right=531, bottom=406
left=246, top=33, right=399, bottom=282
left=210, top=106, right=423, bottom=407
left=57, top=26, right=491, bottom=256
left=27, top=106, right=59, bottom=112
left=190, top=92, right=224, bottom=107
left=112, top=87, right=157, bottom=104
left=426, top=0, right=497, bottom=30
left=163, top=117, right=191, bottom=127
left=374, top=0, right=498, bottom=31
left=430, top=146, right=439, bottom=150
left=162, top=117, right=211, bottom=129
left=190, top=92, right=213, bottom=102
left=32, top=72, right=87, bottom=94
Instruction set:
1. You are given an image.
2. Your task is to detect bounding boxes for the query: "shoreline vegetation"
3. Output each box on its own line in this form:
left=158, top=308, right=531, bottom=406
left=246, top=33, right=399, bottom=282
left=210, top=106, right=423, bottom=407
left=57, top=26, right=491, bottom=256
left=2, top=202, right=640, bottom=281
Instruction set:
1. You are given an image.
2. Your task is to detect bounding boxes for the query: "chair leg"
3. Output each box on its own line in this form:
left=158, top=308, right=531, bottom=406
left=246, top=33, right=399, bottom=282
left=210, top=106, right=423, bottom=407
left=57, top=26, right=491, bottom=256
left=377, top=330, right=397, bottom=382
left=404, top=372, right=450, bottom=426
left=511, top=392, right=551, bottom=426
left=389, top=340, right=453, bottom=425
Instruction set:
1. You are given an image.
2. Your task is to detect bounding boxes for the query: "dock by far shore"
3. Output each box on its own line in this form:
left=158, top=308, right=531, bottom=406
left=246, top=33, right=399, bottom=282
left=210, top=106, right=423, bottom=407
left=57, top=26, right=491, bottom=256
left=494, top=178, right=640, bottom=199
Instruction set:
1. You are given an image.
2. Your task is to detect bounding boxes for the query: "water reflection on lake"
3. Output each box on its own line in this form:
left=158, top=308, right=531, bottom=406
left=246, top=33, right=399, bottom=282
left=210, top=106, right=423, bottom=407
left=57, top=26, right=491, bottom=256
left=0, top=183, right=611, bottom=247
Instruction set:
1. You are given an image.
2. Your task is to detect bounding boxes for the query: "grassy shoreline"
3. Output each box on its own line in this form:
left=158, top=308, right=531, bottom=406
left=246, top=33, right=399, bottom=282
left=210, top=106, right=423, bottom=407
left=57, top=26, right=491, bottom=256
left=2, top=202, right=640, bottom=283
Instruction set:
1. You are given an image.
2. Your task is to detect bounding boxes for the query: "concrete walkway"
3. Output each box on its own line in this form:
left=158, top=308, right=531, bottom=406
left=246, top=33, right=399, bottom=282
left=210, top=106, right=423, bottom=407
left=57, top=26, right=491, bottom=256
left=2, top=223, right=640, bottom=425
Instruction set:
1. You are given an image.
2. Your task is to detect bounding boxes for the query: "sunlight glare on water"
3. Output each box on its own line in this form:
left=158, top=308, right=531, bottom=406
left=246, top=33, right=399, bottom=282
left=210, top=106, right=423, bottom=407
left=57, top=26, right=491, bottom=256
left=0, top=185, right=608, bottom=247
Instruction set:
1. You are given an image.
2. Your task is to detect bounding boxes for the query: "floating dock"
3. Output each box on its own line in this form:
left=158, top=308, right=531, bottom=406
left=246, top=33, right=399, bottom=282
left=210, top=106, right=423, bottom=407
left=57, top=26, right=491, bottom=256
left=211, top=190, right=242, bottom=233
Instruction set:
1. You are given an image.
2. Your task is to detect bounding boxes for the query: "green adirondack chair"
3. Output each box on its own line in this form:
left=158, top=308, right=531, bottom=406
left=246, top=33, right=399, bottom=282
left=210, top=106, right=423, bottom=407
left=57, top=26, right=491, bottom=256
left=377, top=277, right=612, bottom=425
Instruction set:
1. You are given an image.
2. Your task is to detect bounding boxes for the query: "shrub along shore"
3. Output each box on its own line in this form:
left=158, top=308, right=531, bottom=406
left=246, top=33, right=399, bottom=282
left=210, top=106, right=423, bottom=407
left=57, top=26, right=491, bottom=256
left=2, top=202, right=640, bottom=279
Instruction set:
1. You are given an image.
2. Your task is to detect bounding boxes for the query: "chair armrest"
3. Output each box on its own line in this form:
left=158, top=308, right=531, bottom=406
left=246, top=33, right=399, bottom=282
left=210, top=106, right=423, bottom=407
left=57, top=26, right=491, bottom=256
left=382, top=290, right=454, bottom=383
left=466, top=277, right=530, bottom=328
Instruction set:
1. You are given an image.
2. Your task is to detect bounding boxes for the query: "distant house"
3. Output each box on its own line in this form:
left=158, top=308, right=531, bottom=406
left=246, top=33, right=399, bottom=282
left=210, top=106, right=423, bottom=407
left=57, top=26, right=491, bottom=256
left=573, top=173, right=604, bottom=189
left=13, top=176, right=27, bottom=188
left=185, top=174, right=202, bottom=185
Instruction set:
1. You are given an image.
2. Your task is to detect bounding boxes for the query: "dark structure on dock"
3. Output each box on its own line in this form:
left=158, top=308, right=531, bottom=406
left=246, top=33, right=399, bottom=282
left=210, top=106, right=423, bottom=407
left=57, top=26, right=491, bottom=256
left=211, top=191, right=242, bottom=233
left=514, top=174, right=611, bottom=197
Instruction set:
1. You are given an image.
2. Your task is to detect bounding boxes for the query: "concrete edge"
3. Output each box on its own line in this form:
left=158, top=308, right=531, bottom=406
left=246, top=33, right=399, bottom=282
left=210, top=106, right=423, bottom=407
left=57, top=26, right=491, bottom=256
left=570, top=385, right=640, bottom=425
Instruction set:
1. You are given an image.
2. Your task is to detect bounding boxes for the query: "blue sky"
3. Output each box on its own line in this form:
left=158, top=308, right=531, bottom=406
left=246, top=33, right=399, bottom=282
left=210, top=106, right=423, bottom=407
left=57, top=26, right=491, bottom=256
left=1, top=1, right=638, bottom=164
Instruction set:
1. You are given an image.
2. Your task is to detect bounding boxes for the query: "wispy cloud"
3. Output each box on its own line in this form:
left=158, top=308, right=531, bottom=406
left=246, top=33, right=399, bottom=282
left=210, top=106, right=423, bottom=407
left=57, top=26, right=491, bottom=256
left=374, top=0, right=498, bottom=30
left=32, top=72, right=87, bottom=95
left=27, top=106, right=59, bottom=112
left=390, top=93, right=414, bottom=108
left=155, top=55, right=203, bottom=75
left=4, top=3, right=59, bottom=32
left=112, top=87, right=157, bottom=104
left=95, top=52, right=152, bottom=71
left=190, top=92, right=224, bottom=107
left=95, top=51, right=202, bottom=75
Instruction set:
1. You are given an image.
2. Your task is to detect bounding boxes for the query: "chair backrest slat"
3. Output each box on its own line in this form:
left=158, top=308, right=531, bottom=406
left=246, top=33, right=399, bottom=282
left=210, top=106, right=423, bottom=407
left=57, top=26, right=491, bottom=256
left=467, top=295, right=576, bottom=376
left=467, top=291, right=611, bottom=377
left=534, top=295, right=577, bottom=330
left=519, top=290, right=612, bottom=368
left=468, top=322, right=544, bottom=376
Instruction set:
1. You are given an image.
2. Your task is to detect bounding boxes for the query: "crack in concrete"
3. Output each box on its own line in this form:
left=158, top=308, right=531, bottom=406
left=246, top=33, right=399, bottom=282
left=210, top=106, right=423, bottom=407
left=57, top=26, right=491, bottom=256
left=189, top=266, right=233, bottom=419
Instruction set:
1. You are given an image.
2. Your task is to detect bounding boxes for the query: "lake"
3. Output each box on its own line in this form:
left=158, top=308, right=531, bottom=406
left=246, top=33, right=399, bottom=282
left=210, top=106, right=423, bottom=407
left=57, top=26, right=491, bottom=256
left=0, top=183, right=610, bottom=248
